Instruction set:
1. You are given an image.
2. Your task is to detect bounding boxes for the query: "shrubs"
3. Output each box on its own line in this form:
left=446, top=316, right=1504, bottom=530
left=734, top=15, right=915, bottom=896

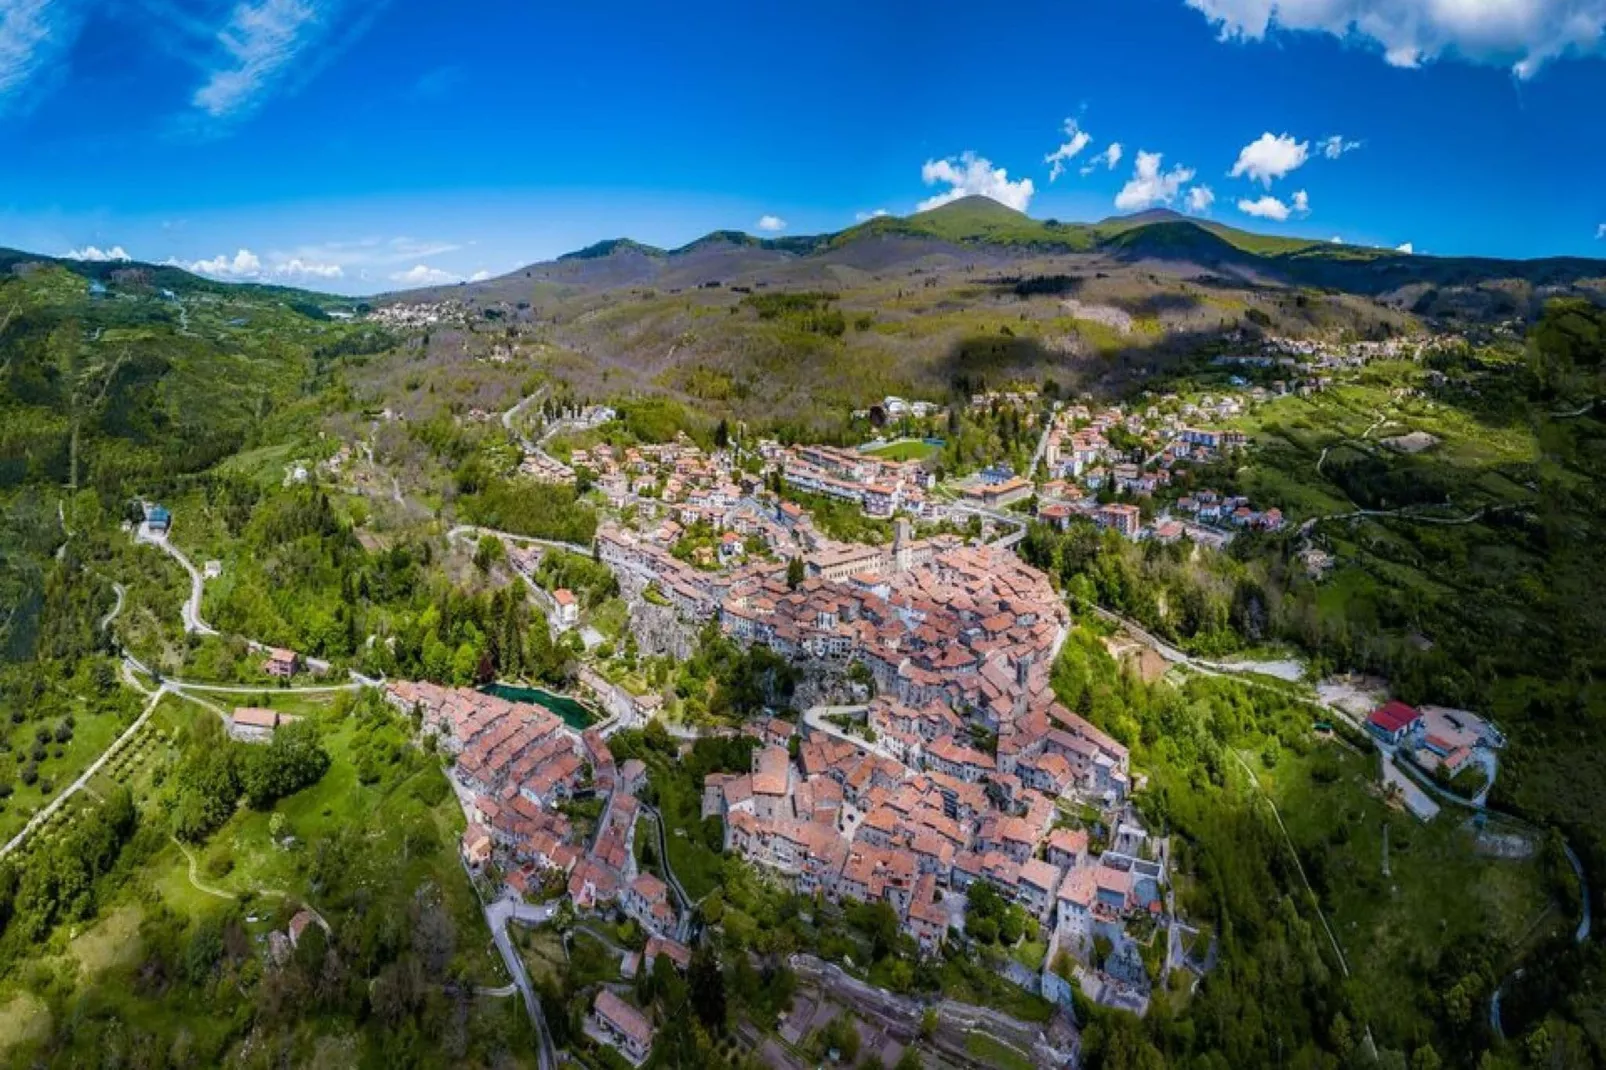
left=173, top=715, right=331, bottom=843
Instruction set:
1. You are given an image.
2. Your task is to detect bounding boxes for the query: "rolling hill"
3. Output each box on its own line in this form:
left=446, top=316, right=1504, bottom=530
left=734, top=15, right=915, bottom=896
left=422, top=195, right=1606, bottom=305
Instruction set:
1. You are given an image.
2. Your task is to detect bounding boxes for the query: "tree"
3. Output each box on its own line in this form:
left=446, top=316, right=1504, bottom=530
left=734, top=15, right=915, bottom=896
left=786, top=556, right=805, bottom=590
left=689, top=945, right=727, bottom=1030
left=473, top=534, right=504, bottom=572
left=373, top=955, right=425, bottom=1027
left=413, top=896, right=457, bottom=980
left=895, top=1047, right=924, bottom=1070
left=822, top=1015, right=861, bottom=1063
left=239, top=719, right=331, bottom=809
left=1410, top=1044, right=1442, bottom=1070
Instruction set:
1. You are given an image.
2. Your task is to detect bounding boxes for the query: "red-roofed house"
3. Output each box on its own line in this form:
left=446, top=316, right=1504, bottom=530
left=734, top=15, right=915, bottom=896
left=1017, top=858, right=1062, bottom=919
left=1367, top=700, right=1423, bottom=745
left=553, top=588, right=579, bottom=627
left=623, top=873, right=677, bottom=936
left=643, top=934, right=693, bottom=971
left=263, top=647, right=300, bottom=678
left=590, top=990, right=654, bottom=1065
left=461, top=822, right=492, bottom=868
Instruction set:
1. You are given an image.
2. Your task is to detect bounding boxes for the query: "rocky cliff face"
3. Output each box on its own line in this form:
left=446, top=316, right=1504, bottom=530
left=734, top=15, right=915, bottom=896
left=618, top=572, right=698, bottom=661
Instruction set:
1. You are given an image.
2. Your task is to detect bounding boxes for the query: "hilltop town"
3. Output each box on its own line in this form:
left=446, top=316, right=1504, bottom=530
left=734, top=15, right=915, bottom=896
left=326, top=323, right=1516, bottom=1065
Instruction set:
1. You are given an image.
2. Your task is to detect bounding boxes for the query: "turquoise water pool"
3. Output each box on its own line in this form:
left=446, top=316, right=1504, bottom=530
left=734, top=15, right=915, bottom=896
left=479, top=683, right=598, bottom=729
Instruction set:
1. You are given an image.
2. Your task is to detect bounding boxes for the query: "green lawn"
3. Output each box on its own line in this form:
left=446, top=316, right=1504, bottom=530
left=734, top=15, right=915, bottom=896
left=646, top=759, right=724, bottom=902
left=964, top=1032, right=1036, bottom=1070
left=1010, top=937, right=1048, bottom=972
left=518, top=925, right=570, bottom=989
left=863, top=439, right=938, bottom=462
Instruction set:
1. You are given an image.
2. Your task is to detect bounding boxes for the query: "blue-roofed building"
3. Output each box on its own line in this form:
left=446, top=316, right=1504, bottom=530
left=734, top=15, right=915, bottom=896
left=145, top=504, right=172, bottom=533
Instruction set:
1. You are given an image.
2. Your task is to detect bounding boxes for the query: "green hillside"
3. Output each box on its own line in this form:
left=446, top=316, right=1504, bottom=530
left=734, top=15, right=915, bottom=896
left=828, top=195, right=1099, bottom=252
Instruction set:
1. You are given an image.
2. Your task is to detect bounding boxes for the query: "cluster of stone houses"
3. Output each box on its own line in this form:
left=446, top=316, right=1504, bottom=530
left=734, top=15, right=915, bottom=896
left=1035, top=471, right=1282, bottom=548
left=397, top=677, right=694, bottom=1066
left=518, top=451, right=576, bottom=485
left=385, top=682, right=594, bottom=883
left=704, top=697, right=1160, bottom=986
left=597, top=522, right=767, bottom=619
left=1172, top=490, right=1283, bottom=532
left=768, top=442, right=941, bottom=519
left=969, top=389, right=1041, bottom=410
left=1366, top=699, right=1505, bottom=783
left=721, top=534, right=1070, bottom=734
left=569, top=436, right=805, bottom=564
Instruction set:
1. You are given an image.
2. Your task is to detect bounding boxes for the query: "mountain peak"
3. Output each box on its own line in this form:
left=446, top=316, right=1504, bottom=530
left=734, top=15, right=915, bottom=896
left=557, top=237, right=667, bottom=261
left=1101, top=208, right=1189, bottom=226
left=913, top=195, right=1030, bottom=221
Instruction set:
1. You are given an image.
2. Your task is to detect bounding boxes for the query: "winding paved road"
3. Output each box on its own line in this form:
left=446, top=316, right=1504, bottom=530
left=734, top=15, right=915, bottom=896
left=136, top=526, right=218, bottom=637
left=447, top=523, right=593, bottom=559
left=637, top=802, right=695, bottom=939
left=99, top=580, right=126, bottom=635
left=478, top=883, right=559, bottom=1070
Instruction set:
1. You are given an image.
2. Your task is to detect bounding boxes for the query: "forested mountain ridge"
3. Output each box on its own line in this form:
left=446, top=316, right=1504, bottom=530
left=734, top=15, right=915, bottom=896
left=439, top=197, right=1606, bottom=303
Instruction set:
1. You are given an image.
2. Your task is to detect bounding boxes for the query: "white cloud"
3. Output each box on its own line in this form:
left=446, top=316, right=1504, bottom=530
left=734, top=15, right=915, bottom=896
left=1114, top=151, right=1195, bottom=212
left=168, top=248, right=347, bottom=283
left=1596, top=223, right=1606, bottom=239
left=755, top=214, right=787, bottom=233
left=1292, top=189, right=1310, bottom=213
left=1080, top=142, right=1124, bottom=177
left=469, top=269, right=492, bottom=282
left=1185, top=185, right=1216, bottom=214
left=0, top=0, right=81, bottom=109
left=193, top=0, right=322, bottom=118
left=1237, top=195, right=1292, bottom=221
left=1330, top=235, right=1344, bottom=243
left=855, top=209, right=890, bottom=222
left=1396, top=242, right=1414, bottom=254
left=273, top=258, right=342, bottom=279
left=64, top=245, right=132, bottom=262
left=183, top=248, right=265, bottom=278
left=918, top=151, right=1035, bottom=213
left=159, top=236, right=469, bottom=291
left=1229, top=132, right=1310, bottom=186
left=390, top=264, right=458, bottom=286
left=1045, top=119, right=1093, bottom=181
left=1183, top=0, right=1606, bottom=78
left=1320, top=134, right=1362, bottom=159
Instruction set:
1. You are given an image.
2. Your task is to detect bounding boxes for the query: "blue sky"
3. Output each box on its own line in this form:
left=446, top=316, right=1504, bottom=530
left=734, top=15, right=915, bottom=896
left=3, top=0, right=1605, bottom=294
